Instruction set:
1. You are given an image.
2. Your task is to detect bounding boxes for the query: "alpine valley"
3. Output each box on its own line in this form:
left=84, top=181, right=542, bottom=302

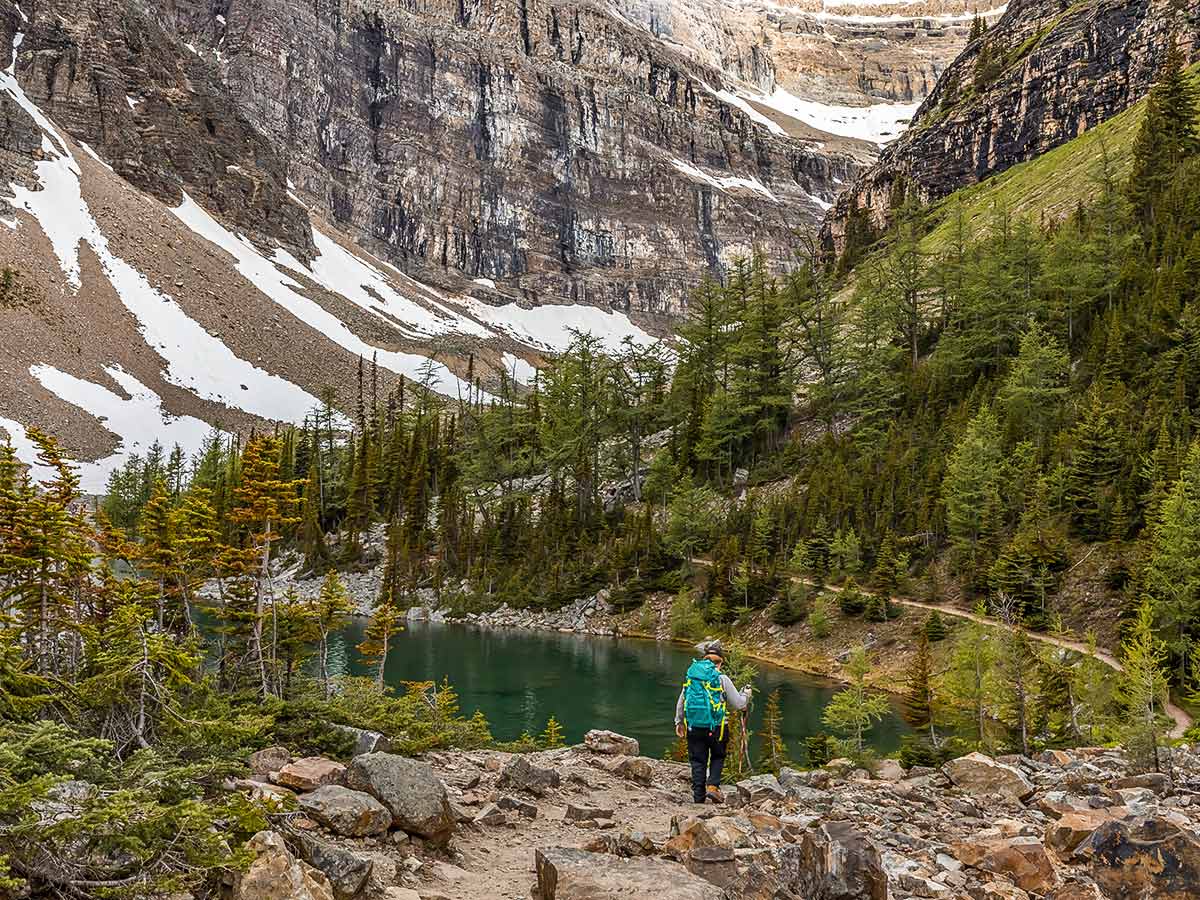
left=2, top=2, right=1200, bottom=900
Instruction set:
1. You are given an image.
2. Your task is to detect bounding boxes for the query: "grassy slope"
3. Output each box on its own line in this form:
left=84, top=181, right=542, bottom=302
left=921, top=100, right=1144, bottom=251
left=920, top=64, right=1200, bottom=251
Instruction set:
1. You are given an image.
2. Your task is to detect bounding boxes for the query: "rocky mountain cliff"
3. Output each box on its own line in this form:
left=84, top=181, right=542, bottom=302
left=0, top=0, right=988, bottom=483
left=160, top=0, right=863, bottom=319
left=823, top=0, right=1200, bottom=249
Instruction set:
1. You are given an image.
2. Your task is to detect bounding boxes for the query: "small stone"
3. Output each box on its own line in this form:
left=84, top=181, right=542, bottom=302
left=474, top=803, right=507, bottom=826
left=565, top=802, right=616, bottom=822
left=275, top=757, right=346, bottom=792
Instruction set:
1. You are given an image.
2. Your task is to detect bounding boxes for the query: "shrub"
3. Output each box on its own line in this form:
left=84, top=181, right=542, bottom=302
left=808, top=595, right=834, bottom=638
left=839, top=579, right=867, bottom=616
left=864, top=593, right=887, bottom=623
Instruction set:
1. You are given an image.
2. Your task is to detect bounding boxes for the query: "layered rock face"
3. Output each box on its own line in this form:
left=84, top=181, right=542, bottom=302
left=824, top=0, right=1200, bottom=250
left=613, top=0, right=999, bottom=105
left=161, top=0, right=864, bottom=317
left=1, top=0, right=310, bottom=256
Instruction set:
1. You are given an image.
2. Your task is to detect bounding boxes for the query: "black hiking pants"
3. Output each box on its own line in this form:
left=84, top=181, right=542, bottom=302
left=686, top=725, right=728, bottom=802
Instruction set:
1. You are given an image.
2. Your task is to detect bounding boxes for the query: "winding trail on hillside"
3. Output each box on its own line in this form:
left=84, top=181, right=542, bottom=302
left=690, top=558, right=1193, bottom=738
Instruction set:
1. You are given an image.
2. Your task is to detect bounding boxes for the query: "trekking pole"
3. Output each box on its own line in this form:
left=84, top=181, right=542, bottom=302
left=739, top=689, right=754, bottom=775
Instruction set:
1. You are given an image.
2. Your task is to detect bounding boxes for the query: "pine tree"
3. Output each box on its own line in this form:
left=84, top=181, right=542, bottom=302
left=942, top=602, right=996, bottom=751
left=903, top=633, right=935, bottom=733
left=822, top=649, right=890, bottom=757
left=312, top=571, right=354, bottom=700
left=943, top=407, right=1004, bottom=578
left=1127, top=40, right=1200, bottom=224
left=1119, top=597, right=1170, bottom=772
left=808, top=594, right=833, bottom=639
left=924, top=610, right=947, bottom=642
left=540, top=715, right=566, bottom=749
left=756, top=689, right=788, bottom=773
left=226, top=434, right=302, bottom=697
left=358, top=596, right=404, bottom=692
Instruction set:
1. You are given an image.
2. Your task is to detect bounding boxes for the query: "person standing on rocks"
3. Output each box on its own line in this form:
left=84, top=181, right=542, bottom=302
left=675, top=640, right=751, bottom=804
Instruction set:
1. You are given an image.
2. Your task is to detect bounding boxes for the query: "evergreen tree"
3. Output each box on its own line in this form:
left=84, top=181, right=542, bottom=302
left=312, top=571, right=354, bottom=699
left=822, top=649, right=890, bottom=757
left=903, top=632, right=935, bottom=734
left=756, top=689, right=789, bottom=773
left=1119, top=598, right=1170, bottom=772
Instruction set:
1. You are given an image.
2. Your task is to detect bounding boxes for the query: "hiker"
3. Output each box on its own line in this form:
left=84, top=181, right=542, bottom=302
left=674, top=639, right=751, bottom=804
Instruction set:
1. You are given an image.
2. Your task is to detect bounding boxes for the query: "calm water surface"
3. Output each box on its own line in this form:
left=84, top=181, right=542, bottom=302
left=326, top=620, right=912, bottom=758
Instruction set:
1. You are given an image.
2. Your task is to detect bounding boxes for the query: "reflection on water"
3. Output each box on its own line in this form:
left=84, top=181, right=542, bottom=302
left=328, top=620, right=912, bottom=758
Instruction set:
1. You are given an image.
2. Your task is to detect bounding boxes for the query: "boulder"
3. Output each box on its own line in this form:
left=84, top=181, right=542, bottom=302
left=233, top=831, right=334, bottom=900
left=249, top=747, right=292, bottom=780
left=275, top=757, right=346, bottom=792
left=535, top=847, right=724, bottom=899
left=1045, top=810, right=1116, bottom=855
left=474, top=803, right=507, bottom=826
left=1074, top=816, right=1200, bottom=899
left=1109, top=772, right=1170, bottom=795
left=610, top=756, right=655, bottom=786
left=295, top=836, right=373, bottom=900
left=686, top=847, right=738, bottom=889
left=298, top=785, right=391, bottom=837
left=735, top=773, right=786, bottom=805
left=874, top=759, right=906, bottom=782
left=343, top=753, right=455, bottom=845
left=566, top=802, right=616, bottom=822
left=329, top=725, right=392, bottom=756
left=664, top=816, right=753, bottom=857
left=584, top=730, right=640, bottom=756
left=779, top=821, right=887, bottom=900
left=497, top=795, right=539, bottom=818
left=952, top=834, right=1058, bottom=894
left=497, top=755, right=561, bottom=796
left=943, top=752, right=1035, bottom=803
left=1038, top=750, right=1074, bottom=766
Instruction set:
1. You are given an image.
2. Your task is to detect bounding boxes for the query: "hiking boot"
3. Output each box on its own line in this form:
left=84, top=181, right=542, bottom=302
left=705, top=785, right=725, bottom=804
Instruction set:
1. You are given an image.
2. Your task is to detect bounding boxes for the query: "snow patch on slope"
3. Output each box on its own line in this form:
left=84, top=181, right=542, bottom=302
left=670, top=158, right=779, bottom=202
left=0, top=35, right=319, bottom=423
left=459, top=298, right=654, bottom=356
left=29, top=365, right=221, bottom=493
left=500, top=352, right=539, bottom=385
left=172, top=194, right=483, bottom=399
left=748, top=87, right=919, bottom=145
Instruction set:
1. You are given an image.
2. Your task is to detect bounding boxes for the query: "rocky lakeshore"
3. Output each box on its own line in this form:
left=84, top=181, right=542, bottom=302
left=217, top=731, right=1199, bottom=900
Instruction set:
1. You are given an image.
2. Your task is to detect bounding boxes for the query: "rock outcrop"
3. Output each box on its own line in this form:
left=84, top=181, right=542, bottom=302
left=824, top=0, right=1200, bottom=250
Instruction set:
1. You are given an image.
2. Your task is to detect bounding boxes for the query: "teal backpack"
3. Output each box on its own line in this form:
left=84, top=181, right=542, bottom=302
left=682, top=658, right=727, bottom=737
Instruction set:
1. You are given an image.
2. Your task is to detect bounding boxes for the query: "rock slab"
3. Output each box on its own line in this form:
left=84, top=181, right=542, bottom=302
left=782, top=821, right=887, bottom=900
left=943, top=752, right=1035, bottom=803
left=584, top=730, right=640, bottom=756
left=535, top=847, right=724, bottom=899
left=275, top=757, right=346, bottom=792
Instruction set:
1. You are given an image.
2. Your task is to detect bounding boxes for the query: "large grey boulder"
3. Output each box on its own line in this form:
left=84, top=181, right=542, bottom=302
left=943, top=752, right=1035, bottom=804
left=233, top=831, right=334, bottom=900
left=298, top=785, right=392, bottom=837
left=535, top=847, right=724, bottom=899
left=343, top=753, right=455, bottom=845
left=497, top=755, right=561, bottom=796
left=779, top=821, right=888, bottom=900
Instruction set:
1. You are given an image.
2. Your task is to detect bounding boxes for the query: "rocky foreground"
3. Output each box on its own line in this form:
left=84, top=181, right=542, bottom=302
left=224, top=729, right=1200, bottom=900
